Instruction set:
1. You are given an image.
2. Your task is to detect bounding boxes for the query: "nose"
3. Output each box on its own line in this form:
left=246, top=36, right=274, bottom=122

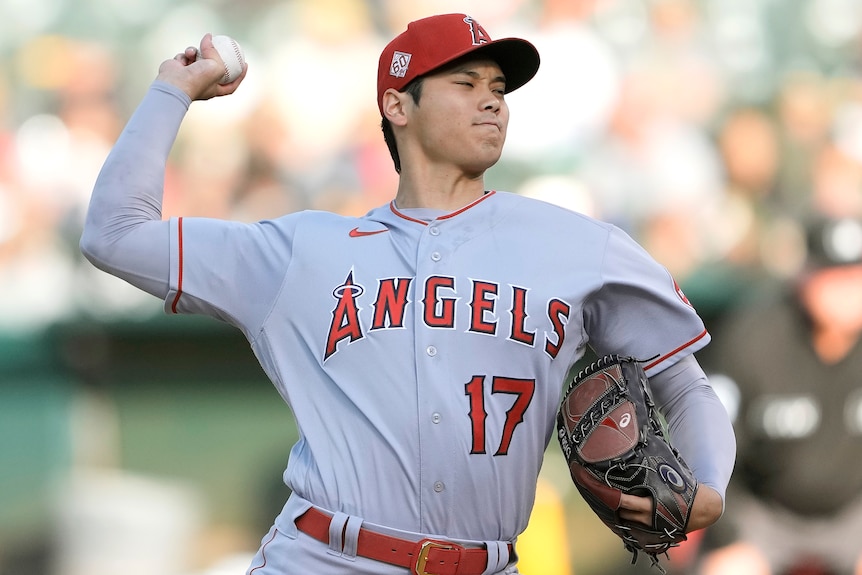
left=482, top=92, right=501, bottom=112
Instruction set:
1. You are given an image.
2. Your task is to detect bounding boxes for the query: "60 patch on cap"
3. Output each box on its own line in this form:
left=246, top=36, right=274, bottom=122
left=376, top=13, right=540, bottom=115
left=389, top=51, right=412, bottom=79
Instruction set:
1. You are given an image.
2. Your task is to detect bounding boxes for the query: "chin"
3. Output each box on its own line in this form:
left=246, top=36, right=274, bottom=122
left=466, top=158, right=500, bottom=176
left=476, top=148, right=504, bottom=168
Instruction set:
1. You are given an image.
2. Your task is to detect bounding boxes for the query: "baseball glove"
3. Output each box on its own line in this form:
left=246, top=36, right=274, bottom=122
left=556, top=355, right=698, bottom=572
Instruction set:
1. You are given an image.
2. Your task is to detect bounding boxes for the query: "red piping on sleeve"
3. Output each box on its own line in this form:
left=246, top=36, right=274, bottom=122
left=170, top=217, right=184, bottom=314
left=644, top=329, right=709, bottom=371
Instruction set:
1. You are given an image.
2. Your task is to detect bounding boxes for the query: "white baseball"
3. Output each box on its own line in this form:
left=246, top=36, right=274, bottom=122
left=196, top=34, right=245, bottom=85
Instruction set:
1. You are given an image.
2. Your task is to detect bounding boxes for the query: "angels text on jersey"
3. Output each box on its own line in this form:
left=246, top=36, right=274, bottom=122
left=324, top=270, right=571, bottom=362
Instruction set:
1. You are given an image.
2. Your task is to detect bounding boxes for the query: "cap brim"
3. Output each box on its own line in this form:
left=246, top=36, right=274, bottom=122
left=418, top=37, right=539, bottom=95
left=470, top=38, right=541, bottom=93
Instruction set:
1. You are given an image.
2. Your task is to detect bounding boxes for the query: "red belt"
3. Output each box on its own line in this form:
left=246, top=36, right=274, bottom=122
left=295, top=507, right=512, bottom=575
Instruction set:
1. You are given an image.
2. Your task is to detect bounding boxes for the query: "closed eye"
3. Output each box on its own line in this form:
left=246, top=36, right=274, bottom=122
left=447, top=67, right=507, bottom=93
left=453, top=80, right=505, bottom=93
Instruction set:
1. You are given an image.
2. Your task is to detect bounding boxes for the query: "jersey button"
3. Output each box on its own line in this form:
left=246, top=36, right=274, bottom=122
left=429, top=226, right=440, bottom=236
left=426, top=346, right=437, bottom=357
left=432, top=413, right=442, bottom=424
left=434, top=481, right=445, bottom=493
left=431, top=251, right=442, bottom=262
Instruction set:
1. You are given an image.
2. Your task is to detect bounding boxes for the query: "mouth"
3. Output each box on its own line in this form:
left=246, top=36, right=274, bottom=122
left=476, top=120, right=502, bottom=131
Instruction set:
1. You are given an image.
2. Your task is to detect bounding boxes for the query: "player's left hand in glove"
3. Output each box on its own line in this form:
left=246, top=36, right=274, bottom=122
left=556, top=355, right=698, bottom=573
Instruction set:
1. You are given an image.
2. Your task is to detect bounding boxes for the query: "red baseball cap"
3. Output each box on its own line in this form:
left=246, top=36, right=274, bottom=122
left=377, top=13, right=540, bottom=115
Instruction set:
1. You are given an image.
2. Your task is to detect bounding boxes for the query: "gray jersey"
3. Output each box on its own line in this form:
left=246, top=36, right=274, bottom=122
left=81, top=82, right=727, bottom=551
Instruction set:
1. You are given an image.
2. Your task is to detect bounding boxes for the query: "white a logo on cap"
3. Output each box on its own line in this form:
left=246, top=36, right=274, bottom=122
left=390, top=51, right=412, bottom=78
left=464, top=15, right=489, bottom=45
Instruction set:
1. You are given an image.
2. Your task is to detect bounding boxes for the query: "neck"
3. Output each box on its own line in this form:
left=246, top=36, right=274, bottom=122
left=394, top=165, right=487, bottom=210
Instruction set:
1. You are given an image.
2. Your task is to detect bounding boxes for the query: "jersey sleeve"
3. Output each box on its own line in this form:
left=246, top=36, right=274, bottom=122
left=165, top=214, right=300, bottom=340
left=80, top=79, right=298, bottom=340
left=584, top=225, right=710, bottom=376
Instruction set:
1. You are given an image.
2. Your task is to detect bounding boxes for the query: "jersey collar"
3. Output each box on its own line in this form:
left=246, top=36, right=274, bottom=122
left=389, top=191, right=497, bottom=225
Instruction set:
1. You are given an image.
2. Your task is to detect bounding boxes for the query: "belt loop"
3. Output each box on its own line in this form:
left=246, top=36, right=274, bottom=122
left=341, top=515, right=363, bottom=560
left=481, top=541, right=508, bottom=575
left=327, top=511, right=349, bottom=556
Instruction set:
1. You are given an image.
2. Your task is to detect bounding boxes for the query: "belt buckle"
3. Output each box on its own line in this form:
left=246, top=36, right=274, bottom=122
left=414, top=538, right=457, bottom=575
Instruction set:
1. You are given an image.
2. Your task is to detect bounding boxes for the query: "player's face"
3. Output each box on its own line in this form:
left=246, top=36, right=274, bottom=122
left=408, top=58, right=509, bottom=177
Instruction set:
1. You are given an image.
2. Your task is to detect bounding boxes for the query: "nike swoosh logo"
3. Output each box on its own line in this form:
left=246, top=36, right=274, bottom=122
left=349, top=227, right=389, bottom=238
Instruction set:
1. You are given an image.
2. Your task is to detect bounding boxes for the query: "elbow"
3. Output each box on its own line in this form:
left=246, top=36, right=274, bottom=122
left=79, top=223, right=114, bottom=272
left=78, top=204, right=143, bottom=270
left=79, top=228, right=101, bottom=269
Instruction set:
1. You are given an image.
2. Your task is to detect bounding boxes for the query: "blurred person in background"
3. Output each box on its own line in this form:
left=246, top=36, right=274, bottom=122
left=676, top=105, right=785, bottom=320
left=773, top=71, right=834, bottom=217
left=696, top=214, right=862, bottom=575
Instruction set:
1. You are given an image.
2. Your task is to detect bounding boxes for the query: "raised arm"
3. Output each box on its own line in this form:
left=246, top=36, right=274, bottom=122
left=80, top=34, right=248, bottom=297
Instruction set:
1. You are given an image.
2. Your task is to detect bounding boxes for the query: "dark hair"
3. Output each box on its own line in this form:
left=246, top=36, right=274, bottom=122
left=381, top=78, right=424, bottom=174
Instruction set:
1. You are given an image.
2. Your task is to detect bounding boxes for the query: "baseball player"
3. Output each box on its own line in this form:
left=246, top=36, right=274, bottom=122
left=80, top=14, right=736, bottom=575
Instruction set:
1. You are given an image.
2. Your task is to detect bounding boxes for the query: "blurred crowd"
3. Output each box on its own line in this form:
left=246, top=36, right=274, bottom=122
left=3, top=0, right=862, bottom=573
left=1, top=0, right=861, bottom=331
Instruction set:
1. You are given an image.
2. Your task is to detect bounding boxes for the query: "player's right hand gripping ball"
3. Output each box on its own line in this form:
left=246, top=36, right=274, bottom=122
left=196, top=34, right=245, bottom=84
left=556, top=355, right=698, bottom=573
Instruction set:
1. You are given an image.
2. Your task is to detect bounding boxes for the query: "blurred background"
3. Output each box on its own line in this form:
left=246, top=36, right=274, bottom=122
left=2, top=0, right=862, bottom=574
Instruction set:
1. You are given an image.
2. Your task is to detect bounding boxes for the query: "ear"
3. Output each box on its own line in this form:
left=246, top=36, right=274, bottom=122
left=381, top=88, right=409, bottom=127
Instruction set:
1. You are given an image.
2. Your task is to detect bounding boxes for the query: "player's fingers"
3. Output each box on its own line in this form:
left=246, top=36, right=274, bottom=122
left=215, top=62, right=248, bottom=94
left=157, top=33, right=245, bottom=100
left=618, top=510, right=651, bottom=526
left=159, top=54, right=184, bottom=75
left=169, top=47, right=198, bottom=68
left=619, top=493, right=652, bottom=511
left=196, top=33, right=222, bottom=64
left=191, top=33, right=234, bottom=88
left=618, top=493, right=653, bottom=525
